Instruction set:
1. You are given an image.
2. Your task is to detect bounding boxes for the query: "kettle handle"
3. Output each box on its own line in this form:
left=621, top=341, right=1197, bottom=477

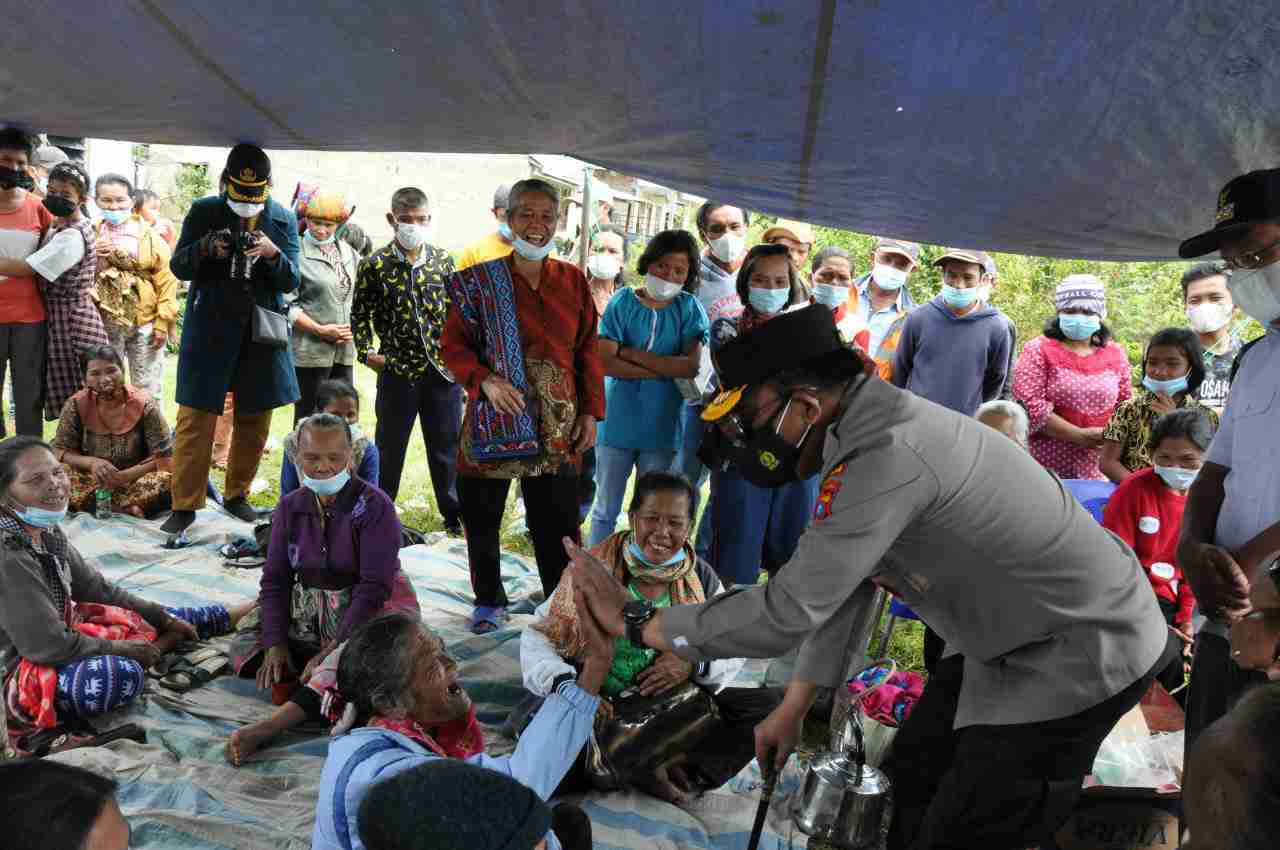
left=849, top=709, right=866, bottom=782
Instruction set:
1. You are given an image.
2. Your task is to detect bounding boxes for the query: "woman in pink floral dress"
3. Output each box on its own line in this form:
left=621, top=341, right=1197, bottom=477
left=1013, top=275, right=1132, bottom=479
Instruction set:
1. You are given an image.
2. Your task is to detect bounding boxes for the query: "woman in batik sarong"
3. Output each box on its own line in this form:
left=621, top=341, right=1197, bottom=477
left=0, top=437, right=246, bottom=755
left=224, top=413, right=419, bottom=766
left=51, top=345, right=173, bottom=518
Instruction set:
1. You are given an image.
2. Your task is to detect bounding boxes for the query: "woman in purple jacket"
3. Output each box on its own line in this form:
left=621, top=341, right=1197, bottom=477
left=224, top=413, right=419, bottom=765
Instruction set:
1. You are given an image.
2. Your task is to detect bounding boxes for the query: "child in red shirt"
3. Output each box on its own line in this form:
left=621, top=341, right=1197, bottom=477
left=1103, top=409, right=1215, bottom=704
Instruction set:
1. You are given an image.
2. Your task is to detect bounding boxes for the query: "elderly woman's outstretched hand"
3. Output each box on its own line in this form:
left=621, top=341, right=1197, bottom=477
left=564, top=537, right=628, bottom=639
left=574, top=578, right=617, bottom=696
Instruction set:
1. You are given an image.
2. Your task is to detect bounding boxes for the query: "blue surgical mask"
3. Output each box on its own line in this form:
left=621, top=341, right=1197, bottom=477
left=305, top=229, right=336, bottom=246
left=941, top=284, right=980, bottom=310
left=11, top=503, right=67, bottom=528
left=1142, top=373, right=1190, bottom=396
left=347, top=424, right=364, bottom=445
left=100, top=208, right=131, bottom=226
left=302, top=468, right=350, bottom=497
left=512, top=235, right=553, bottom=261
left=1154, top=464, right=1199, bottom=491
left=813, top=283, right=850, bottom=308
left=627, top=540, right=685, bottom=568
left=1058, top=314, right=1101, bottom=341
left=498, top=222, right=513, bottom=241
left=749, top=287, right=790, bottom=315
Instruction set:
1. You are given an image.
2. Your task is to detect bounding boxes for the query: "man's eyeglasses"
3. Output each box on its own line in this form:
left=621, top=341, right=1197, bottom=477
left=1222, top=237, right=1280, bottom=271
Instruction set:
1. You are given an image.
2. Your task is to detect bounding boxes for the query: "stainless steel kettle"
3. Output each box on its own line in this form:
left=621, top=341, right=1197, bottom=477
left=792, top=707, right=892, bottom=848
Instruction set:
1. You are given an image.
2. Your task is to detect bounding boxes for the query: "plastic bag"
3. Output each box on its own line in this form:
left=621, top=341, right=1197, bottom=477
left=1092, top=730, right=1184, bottom=790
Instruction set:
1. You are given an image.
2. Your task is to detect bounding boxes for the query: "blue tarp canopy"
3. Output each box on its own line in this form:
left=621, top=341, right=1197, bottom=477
left=9, top=1, right=1280, bottom=260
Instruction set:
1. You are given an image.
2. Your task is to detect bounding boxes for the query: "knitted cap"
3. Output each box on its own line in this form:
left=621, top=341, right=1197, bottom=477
left=1055, top=274, right=1107, bottom=318
left=357, top=760, right=552, bottom=850
left=303, top=191, right=348, bottom=223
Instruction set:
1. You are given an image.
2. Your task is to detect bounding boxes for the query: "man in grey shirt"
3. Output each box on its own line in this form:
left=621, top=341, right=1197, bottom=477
left=568, top=305, right=1167, bottom=850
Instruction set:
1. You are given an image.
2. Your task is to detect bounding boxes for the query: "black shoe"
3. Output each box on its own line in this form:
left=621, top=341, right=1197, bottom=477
left=222, top=497, right=258, bottom=523
left=161, top=509, right=196, bottom=535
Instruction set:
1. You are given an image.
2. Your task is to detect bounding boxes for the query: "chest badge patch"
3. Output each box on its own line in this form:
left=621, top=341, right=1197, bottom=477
left=813, top=462, right=848, bottom=522
left=1138, top=516, right=1160, bottom=535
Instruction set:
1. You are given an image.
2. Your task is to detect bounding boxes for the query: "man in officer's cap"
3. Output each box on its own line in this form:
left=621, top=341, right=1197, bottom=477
left=163, top=143, right=301, bottom=537
left=566, top=304, right=1170, bottom=849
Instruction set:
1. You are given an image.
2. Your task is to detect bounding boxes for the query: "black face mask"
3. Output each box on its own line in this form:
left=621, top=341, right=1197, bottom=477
left=42, top=194, right=77, bottom=218
left=723, top=397, right=813, bottom=488
left=0, top=165, right=33, bottom=191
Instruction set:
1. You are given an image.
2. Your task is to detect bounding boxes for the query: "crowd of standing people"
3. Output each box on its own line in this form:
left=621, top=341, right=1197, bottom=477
left=0, top=130, right=1277, bottom=850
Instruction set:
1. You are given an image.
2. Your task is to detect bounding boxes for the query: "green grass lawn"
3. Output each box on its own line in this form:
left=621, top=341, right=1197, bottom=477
left=26, top=345, right=926, bottom=673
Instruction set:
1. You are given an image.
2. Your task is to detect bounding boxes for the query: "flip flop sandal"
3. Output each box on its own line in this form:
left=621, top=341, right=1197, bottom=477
left=468, top=605, right=507, bottom=635
left=160, top=653, right=229, bottom=692
left=219, top=538, right=263, bottom=560
left=16, top=720, right=145, bottom=758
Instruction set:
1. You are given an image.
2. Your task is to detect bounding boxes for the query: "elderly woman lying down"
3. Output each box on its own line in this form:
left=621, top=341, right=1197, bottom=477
left=0, top=436, right=249, bottom=754
left=312, top=612, right=611, bottom=850
left=520, top=471, right=783, bottom=803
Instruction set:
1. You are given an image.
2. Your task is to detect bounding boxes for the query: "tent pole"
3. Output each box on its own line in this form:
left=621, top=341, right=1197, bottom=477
left=580, top=166, right=593, bottom=272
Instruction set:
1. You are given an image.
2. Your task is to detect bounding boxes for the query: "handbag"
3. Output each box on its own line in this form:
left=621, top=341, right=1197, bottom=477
left=584, top=681, right=722, bottom=790
left=251, top=304, right=289, bottom=348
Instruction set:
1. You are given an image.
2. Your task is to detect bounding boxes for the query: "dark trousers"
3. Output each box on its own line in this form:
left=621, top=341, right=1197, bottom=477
left=374, top=368, right=462, bottom=523
left=885, top=654, right=1158, bottom=850
left=293, top=363, right=354, bottom=422
left=922, top=625, right=946, bottom=675
left=0, top=321, right=46, bottom=437
left=1184, top=630, right=1268, bottom=761
left=578, top=446, right=597, bottom=523
left=458, top=472, right=580, bottom=605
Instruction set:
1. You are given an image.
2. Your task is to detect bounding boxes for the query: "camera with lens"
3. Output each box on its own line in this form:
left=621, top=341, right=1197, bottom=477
left=235, top=230, right=259, bottom=253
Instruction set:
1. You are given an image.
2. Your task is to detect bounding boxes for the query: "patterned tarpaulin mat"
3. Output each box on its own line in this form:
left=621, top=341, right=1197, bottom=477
left=49, top=508, right=814, bottom=850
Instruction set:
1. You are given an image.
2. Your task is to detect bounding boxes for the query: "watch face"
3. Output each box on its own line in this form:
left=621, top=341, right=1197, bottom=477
left=624, top=600, right=652, bottom=621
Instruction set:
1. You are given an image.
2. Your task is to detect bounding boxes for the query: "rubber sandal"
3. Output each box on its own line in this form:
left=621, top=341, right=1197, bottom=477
left=468, top=605, right=507, bottom=635
left=160, top=653, right=229, bottom=692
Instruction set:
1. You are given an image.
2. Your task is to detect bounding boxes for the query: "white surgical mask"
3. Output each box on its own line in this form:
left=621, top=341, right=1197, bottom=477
left=976, top=284, right=992, bottom=303
left=396, top=222, right=426, bottom=251
left=709, top=232, right=746, bottom=264
left=512, top=235, right=553, bottom=261
left=872, top=263, right=908, bottom=291
left=587, top=253, right=621, bottom=280
left=347, top=423, right=364, bottom=444
left=1186, top=301, right=1232, bottom=334
left=1226, top=263, right=1280, bottom=326
left=1154, top=464, right=1199, bottom=492
left=645, top=273, right=683, bottom=301
left=227, top=200, right=264, bottom=219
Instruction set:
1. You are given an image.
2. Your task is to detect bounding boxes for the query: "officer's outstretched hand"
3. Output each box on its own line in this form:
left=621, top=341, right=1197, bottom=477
left=564, top=537, right=628, bottom=638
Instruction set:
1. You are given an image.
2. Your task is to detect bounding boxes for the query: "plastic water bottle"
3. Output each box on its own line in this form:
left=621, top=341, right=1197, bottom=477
left=94, top=488, right=112, bottom=520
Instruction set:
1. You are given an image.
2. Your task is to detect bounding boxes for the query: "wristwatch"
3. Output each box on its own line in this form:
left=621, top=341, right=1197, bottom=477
left=623, top=599, right=656, bottom=647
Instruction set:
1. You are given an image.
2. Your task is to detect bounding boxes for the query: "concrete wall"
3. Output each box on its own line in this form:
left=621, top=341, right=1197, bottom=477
left=134, top=145, right=537, bottom=254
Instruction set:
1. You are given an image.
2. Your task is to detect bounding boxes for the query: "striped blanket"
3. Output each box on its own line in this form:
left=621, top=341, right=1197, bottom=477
left=47, top=508, right=816, bottom=850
